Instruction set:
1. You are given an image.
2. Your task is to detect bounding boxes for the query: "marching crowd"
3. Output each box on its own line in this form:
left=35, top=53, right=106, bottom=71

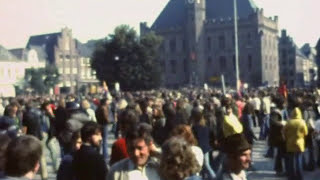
left=0, top=86, right=320, bottom=180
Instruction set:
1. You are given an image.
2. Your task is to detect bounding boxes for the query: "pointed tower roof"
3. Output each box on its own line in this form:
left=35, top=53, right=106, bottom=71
left=151, top=0, right=258, bottom=30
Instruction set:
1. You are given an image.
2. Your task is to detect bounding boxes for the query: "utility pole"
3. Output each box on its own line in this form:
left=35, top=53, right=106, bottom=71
left=233, top=0, right=240, bottom=91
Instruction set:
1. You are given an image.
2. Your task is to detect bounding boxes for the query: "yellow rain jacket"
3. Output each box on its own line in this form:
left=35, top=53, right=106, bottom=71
left=284, top=107, right=308, bottom=152
left=223, top=114, right=243, bottom=138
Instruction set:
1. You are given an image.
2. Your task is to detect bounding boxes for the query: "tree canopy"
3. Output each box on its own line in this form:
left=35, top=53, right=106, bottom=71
left=25, top=65, right=59, bottom=94
left=91, top=25, right=162, bottom=91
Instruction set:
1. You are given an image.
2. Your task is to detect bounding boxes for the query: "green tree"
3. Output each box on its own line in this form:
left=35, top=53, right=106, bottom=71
left=91, top=25, right=162, bottom=91
left=25, top=65, right=59, bottom=94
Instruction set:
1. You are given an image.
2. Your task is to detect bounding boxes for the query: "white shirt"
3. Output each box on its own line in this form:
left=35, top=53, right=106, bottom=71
left=230, top=170, right=247, bottom=180
left=191, top=145, right=204, bottom=169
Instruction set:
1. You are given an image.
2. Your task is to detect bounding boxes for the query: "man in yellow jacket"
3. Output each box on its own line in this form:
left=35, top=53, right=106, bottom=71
left=284, top=107, right=308, bottom=180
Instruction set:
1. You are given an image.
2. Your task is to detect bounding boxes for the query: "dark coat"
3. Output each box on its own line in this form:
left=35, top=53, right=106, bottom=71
left=269, top=109, right=286, bottom=148
left=192, top=124, right=211, bottom=153
left=72, top=145, right=107, bottom=180
left=241, top=114, right=257, bottom=144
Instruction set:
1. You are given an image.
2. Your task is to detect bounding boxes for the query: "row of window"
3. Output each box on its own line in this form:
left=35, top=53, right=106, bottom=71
left=163, top=55, right=254, bottom=74
left=164, top=32, right=282, bottom=54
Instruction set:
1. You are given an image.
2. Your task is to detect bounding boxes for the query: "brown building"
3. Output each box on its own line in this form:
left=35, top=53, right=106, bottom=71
left=26, top=28, right=98, bottom=94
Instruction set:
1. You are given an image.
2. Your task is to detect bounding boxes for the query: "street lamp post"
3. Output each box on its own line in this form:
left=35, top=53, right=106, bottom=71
left=233, top=0, right=240, bottom=91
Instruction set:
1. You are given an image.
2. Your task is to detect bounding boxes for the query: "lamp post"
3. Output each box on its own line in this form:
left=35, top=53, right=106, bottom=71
left=233, top=0, right=240, bottom=91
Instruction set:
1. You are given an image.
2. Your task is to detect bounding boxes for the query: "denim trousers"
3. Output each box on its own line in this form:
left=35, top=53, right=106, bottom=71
left=259, top=114, right=270, bottom=140
left=274, top=147, right=289, bottom=173
left=287, top=152, right=304, bottom=180
left=102, top=124, right=109, bottom=162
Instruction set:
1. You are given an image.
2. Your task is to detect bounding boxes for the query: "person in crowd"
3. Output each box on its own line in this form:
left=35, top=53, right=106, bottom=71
left=2, top=135, right=42, bottom=180
left=191, top=107, right=211, bottom=154
left=96, top=98, right=112, bottom=162
left=242, top=103, right=257, bottom=145
left=241, top=102, right=257, bottom=171
left=259, top=91, right=271, bottom=140
left=223, top=104, right=243, bottom=138
left=81, top=99, right=97, bottom=122
left=151, top=104, right=166, bottom=146
left=57, top=131, right=82, bottom=180
left=221, top=133, right=252, bottom=180
left=107, top=123, right=161, bottom=180
left=284, top=106, right=308, bottom=180
left=175, top=98, right=189, bottom=125
left=203, top=101, right=218, bottom=150
left=269, top=96, right=288, bottom=176
left=138, top=98, right=152, bottom=125
left=40, top=101, right=59, bottom=173
left=0, top=134, right=11, bottom=177
left=72, top=121, right=107, bottom=180
left=159, top=137, right=203, bottom=180
left=302, top=96, right=316, bottom=171
left=250, top=93, right=261, bottom=127
left=54, top=98, right=68, bottom=137
left=109, top=109, right=138, bottom=165
left=170, top=125, right=204, bottom=170
left=162, top=101, right=176, bottom=139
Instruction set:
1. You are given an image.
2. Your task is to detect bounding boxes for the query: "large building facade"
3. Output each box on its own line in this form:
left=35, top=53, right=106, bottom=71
left=26, top=28, right=98, bottom=94
left=279, top=30, right=317, bottom=88
left=141, top=0, right=279, bottom=88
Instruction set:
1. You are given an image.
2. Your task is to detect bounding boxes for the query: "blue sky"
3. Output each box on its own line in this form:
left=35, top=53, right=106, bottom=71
left=0, top=0, right=319, bottom=49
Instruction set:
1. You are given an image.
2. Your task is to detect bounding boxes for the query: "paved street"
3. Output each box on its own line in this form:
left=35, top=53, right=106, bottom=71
left=35, top=127, right=320, bottom=180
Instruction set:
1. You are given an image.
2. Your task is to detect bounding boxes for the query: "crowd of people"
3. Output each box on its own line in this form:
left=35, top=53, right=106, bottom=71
left=0, top=86, right=320, bottom=180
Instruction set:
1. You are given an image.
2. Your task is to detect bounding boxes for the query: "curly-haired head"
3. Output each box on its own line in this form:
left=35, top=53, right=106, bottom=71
left=159, top=137, right=200, bottom=180
left=170, top=125, right=197, bottom=146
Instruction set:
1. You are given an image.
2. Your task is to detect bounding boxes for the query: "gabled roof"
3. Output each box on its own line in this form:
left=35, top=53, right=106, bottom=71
left=76, top=40, right=96, bottom=58
left=28, top=45, right=48, bottom=61
left=151, top=0, right=258, bottom=30
left=0, top=45, right=18, bottom=61
left=26, top=32, right=61, bottom=63
left=9, top=48, right=24, bottom=60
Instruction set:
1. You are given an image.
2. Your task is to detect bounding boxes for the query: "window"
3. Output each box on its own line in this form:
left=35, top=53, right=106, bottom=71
left=182, top=39, right=186, bottom=52
left=160, top=61, right=165, bottom=72
left=207, top=56, right=212, bottom=64
left=58, top=68, right=63, bottom=74
left=207, top=37, right=211, bottom=51
left=218, top=35, right=225, bottom=50
left=219, top=56, right=226, bottom=70
left=65, top=68, right=70, bottom=74
left=282, top=49, right=287, bottom=59
left=170, top=60, right=176, bottom=74
left=72, top=68, right=78, bottom=74
left=183, top=59, right=188, bottom=73
left=248, top=55, right=252, bottom=70
left=232, top=35, right=235, bottom=46
left=169, top=38, right=176, bottom=53
left=247, top=33, right=252, bottom=45
left=65, top=81, right=71, bottom=87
